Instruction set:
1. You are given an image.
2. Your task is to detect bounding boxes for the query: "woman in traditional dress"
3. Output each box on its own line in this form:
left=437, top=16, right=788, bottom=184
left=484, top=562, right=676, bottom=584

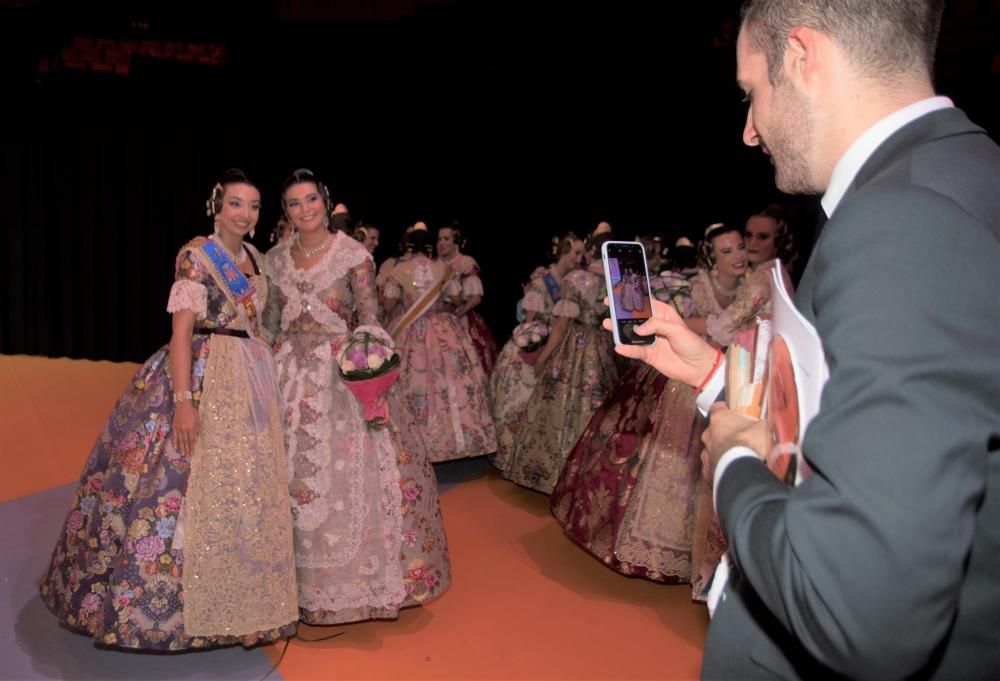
left=553, top=220, right=782, bottom=600
left=435, top=223, right=498, bottom=375
left=687, top=222, right=773, bottom=346
left=550, top=242, right=704, bottom=585
left=619, top=270, right=635, bottom=312
left=744, top=203, right=797, bottom=292
left=688, top=215, right=797, bottom=598
left=352, top=222, right=380, bottom=255
left=382, top=226, right=497, bottom=462
left=40, top=169, right=298, bottom=650
left=489, top=233, right=584, bottom=472
left=376, top=221, right=424, bottom=327
left=266, top=169, right=450, bottom=625
left=502, top=233, right=620, bottom=494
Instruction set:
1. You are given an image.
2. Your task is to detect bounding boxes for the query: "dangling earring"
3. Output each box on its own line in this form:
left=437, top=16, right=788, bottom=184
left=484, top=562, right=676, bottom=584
left=323, top=215, right=330, bottom=230
left=250, top=227, right=255, bottom=239
left=213, top=215, right=221, bottom=235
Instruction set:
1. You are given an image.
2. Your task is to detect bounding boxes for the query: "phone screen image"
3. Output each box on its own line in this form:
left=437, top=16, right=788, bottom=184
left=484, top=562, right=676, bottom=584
left=603, top=241, right=655, bottom=346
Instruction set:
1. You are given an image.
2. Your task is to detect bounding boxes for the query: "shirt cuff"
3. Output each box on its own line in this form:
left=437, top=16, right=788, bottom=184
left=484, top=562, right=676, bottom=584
left=713, top=446, right=758, bottom=511
left=696, top=357, right=727, bottom=415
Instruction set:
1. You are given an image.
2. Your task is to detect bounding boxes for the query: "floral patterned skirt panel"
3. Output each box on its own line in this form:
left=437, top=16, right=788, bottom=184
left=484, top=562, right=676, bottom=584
left=461, top=311, right=498, bottom=375
left=39, top=336, right=298, bottom=650
left=395, top=313, right=497, bottom=462
left=502, top=323, right=620, bottom=494
left=488, top=338, right=536, bottom=472
left=551, top=363, right=720, bottom=593
left=612, top=379, right=704, bottom=583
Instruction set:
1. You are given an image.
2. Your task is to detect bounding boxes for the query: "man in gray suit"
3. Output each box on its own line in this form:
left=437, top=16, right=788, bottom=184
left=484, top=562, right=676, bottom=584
left=616, top=1, right=1000, bottom=679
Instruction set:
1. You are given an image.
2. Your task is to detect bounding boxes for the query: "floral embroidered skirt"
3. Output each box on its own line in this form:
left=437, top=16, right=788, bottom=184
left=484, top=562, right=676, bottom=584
left=274, top=325, right=452, bottom=625
left=502, top=323, right=619, bottom=494
left=488, top=338, right=537, bottom=472
left=394, top=313, right=497, bottom=462
left=40, top=337, right=298, bottom=650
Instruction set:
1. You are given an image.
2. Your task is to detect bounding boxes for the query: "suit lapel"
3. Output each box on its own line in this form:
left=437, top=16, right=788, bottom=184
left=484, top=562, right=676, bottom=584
left=793, top=107, right=985, bottom=325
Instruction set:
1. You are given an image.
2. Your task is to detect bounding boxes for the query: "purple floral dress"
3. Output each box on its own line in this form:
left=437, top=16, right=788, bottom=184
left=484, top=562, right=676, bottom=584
left=40, top=237, right=297, bottom=650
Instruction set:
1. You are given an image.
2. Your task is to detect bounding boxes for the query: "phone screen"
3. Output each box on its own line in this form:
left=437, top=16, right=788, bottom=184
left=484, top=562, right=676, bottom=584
left=603, top=241, right=655, bottom=346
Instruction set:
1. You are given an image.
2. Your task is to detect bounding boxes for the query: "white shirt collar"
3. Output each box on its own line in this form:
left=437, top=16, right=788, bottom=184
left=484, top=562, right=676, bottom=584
left=821, top=96, right=953, bottom=218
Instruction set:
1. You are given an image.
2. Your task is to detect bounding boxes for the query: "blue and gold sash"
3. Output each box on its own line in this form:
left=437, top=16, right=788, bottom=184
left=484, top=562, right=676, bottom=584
left=542, top=272, right=562, bottom=303
left=202, top=240, right=259, bottom=324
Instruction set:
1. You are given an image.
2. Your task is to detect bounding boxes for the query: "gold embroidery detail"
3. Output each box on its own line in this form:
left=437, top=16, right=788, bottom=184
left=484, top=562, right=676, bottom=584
left=181, top=336, right=297, bottom=636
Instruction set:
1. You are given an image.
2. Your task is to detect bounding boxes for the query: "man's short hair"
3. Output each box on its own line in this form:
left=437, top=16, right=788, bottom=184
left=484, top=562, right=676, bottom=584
left=740, top=0, right=945, bottom=84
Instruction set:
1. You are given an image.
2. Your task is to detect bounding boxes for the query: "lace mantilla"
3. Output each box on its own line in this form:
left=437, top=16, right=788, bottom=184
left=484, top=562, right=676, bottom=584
left=267, top=233, right=371, bottom=334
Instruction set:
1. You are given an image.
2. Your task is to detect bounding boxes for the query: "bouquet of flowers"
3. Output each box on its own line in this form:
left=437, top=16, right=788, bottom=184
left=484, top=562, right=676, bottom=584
left=337, top=330, right=401, bottom=430
left=512, top=320, right=549, bottom=365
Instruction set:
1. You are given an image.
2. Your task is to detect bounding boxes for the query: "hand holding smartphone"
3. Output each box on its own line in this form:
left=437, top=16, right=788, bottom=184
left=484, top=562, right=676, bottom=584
left=601, top=241, right=656, bottom=346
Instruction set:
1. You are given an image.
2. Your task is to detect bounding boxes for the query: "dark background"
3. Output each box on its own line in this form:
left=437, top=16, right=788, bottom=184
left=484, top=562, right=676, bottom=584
left=2, top=0, right=997, bottom=362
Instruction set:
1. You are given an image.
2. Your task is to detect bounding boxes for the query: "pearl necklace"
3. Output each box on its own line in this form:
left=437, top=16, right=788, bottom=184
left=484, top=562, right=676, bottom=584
left=710, top=270, right=738, bottom=299
left=210, top=234, right=247, bottom=265
left=296, top=232, right=332, bottom=258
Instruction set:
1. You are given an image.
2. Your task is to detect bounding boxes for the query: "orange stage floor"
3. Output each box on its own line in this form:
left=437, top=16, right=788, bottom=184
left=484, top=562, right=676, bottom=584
left=1, top=354, right=708, bottom=680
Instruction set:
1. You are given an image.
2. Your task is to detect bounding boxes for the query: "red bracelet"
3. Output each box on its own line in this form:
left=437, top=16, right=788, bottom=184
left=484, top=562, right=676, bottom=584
left=695, top=348, right=724, bottom=393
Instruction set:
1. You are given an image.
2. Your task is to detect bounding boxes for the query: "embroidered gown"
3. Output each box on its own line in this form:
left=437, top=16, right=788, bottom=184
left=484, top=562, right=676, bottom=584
left=266, top=232, right=451, bottom=625
left=383, top=254, right=497, bottom=462
left=550, top=272, right=708, bottom=584
left=502, top=267, right=620, bottom=493
left=489, top=271, right=562, bottom=472
left=40, top=237, right=298, bottom=650
left=440, top=252, right=498, bottom=375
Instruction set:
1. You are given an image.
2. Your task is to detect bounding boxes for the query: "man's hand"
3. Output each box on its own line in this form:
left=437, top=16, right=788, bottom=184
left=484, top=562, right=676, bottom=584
left=700, top=402, right=769, bottom=482
left=604, top=298, right=717, bottom=387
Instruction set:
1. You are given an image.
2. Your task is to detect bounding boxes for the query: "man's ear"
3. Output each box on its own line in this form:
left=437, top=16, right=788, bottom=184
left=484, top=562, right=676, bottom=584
left=785, top=26, right=819, bottom=87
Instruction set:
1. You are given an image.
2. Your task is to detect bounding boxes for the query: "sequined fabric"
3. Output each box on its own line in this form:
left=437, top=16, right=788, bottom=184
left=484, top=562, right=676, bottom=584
left=181, top=335, right=298, bottom=636
left=39, top=238, right=297, bottom=650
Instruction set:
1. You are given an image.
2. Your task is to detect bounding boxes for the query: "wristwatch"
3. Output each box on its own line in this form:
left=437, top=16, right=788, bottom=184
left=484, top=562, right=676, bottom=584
left=173, top=390, right=193, bottom=403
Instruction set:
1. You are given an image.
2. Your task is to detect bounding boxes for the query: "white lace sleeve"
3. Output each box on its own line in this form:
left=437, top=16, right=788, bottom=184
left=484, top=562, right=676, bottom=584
left=166, top=279, right=208, bottom=318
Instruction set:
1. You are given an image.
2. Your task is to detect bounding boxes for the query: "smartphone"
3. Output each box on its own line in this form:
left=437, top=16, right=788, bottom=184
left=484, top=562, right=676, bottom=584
left=601, top=240, right=656, bottom=346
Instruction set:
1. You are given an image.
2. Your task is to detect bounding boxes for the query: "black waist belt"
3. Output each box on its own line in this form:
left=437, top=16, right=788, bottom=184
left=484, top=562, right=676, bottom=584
left=194, top=327, right=249, bottom=339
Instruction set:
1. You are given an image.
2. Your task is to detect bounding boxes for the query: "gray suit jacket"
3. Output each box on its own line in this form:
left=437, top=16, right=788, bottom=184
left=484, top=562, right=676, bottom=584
left=702, top=107, right=1000, bottom=680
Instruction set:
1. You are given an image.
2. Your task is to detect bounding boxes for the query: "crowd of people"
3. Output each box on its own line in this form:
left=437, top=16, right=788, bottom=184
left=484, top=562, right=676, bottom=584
left=39, top=161, right=788, bottom=650
left=36, top=0, right=999, bottom=678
